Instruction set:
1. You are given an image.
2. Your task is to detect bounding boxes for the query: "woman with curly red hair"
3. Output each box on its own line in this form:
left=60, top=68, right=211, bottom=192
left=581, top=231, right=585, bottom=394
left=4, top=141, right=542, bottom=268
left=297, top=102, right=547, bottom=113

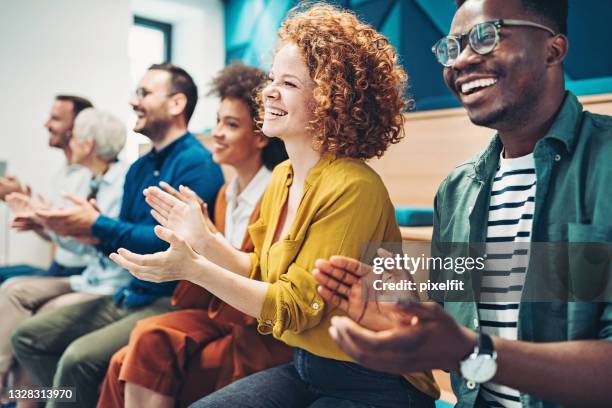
left=111, top=4, right=439, bottom=407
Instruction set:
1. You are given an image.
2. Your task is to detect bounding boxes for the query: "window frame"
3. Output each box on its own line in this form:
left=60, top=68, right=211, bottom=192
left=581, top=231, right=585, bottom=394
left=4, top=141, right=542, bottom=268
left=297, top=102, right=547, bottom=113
left=133, top=15, right=173, bottom=63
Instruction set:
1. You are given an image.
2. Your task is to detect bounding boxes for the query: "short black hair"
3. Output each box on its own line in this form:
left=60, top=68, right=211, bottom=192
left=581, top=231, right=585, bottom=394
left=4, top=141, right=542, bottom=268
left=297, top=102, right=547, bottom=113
left=455, top=0, right=568, bottom=35
left=55, top=95, right=94, bottom=118
left=209, top=63, right=288, bottom=170
left=149, top=63, right=198, bottom=123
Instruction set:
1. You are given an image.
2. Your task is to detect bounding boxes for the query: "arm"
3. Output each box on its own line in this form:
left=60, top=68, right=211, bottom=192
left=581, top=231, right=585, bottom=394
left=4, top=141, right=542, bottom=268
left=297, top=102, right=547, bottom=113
left=110, top=226, right=269, bottom=317
left=329, top=305, right=612, bottom=407
left=316, top=248, right=612, bottom=406
left=95, top=154, right=223, bottom=255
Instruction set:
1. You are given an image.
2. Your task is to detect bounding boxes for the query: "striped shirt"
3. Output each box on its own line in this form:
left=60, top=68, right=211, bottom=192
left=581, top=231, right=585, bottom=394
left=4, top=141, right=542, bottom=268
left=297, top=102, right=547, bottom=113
left=479, top=152, right=536, bottom=408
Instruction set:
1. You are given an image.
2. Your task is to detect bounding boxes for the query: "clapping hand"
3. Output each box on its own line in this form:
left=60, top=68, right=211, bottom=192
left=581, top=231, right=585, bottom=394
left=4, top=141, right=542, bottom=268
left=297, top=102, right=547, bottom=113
left=313, top=249, right=475, bottom=373
left=35, top=194, right=100, bottom=237
left=110, top=225, right=201, bottom=282
left=144, top=182, right=217, bottom=254
left=313, top=248, right=419, bottom=331
left=6, top=192, right=48, bottom=231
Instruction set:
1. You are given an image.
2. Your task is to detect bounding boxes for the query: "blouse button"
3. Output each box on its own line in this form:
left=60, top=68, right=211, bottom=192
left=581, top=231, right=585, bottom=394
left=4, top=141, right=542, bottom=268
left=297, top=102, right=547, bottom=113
left=554, top=154, right=561, bottom=162
left=153, top=170, right=160, bottom=177
left=312, top=302, right=320, bottom=310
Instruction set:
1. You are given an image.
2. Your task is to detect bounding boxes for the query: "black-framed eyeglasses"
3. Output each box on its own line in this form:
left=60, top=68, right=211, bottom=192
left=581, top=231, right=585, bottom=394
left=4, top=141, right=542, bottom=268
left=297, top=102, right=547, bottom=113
left=134, top=87, right=178, bottom=100
left=432, top=19, right=556, bottom=67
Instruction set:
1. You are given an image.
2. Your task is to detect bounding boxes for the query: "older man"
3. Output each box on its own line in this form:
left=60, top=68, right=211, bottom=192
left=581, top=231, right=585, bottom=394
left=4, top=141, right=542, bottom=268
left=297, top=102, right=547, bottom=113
left=315, top=1, right=612, bottom=407
left=0, top=95, right=93, bottom=282
left=12, top=64, right=224, bottom=408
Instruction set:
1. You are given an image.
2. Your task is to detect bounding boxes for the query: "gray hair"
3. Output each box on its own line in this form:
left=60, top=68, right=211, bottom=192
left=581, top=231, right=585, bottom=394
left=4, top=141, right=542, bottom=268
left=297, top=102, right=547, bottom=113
left=73, top=108, right=126, bottom=161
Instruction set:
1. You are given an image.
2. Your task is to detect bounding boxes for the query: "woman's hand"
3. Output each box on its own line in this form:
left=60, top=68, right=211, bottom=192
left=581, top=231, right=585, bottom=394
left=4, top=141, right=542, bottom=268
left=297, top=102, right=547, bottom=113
left=313, top=249, right=419, bottom=331
left=110, top=225, right=203, bottom=282
left=143, top=182, right=217, bottom=254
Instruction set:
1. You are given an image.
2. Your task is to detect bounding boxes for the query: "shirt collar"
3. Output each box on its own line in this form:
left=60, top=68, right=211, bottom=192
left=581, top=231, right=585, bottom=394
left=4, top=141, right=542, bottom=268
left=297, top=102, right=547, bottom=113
left=225, top=165, right=272, bottom=207
left=97, top=160, right=126, bottom=186
left=472, top=91, right=582, bottom=180
left=284, top=153, right=336, bottom=189
left=538, top=91, right=582, bottom=155
left=146, top=131, right=192, bottom=162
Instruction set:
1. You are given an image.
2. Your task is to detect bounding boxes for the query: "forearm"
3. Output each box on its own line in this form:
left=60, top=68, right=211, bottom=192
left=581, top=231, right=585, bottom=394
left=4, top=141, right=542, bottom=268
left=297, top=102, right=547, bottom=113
left=492, top=338, right=612, bottom=406
left=196, top=233, right=252, bottom=277
left=188, top=256, right=268, bottom=318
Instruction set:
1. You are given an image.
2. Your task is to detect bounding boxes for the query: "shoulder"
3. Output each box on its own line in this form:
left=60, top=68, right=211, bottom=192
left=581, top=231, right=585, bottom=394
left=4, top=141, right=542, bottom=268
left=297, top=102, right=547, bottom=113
left=320, top=157, right=390, bottom=204
left=581, top=111, right=612, bottom=152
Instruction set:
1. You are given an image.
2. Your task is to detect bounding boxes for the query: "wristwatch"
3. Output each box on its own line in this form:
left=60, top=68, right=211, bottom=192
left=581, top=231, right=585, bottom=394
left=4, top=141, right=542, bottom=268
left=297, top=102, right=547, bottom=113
left=460, top=331, right=497, bottom=388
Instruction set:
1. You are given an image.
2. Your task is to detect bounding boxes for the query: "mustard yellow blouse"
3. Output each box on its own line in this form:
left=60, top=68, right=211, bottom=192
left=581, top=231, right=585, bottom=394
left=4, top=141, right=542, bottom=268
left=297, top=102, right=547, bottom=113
left=247, top=154, right=439, bottom=399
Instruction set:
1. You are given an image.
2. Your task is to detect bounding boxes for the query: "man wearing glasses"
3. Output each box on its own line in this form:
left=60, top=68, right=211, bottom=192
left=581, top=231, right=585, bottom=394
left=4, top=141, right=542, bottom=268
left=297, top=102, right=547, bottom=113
left=11, top=64, right=224, bottom=407
left=314, top=0, right=612, bottom=407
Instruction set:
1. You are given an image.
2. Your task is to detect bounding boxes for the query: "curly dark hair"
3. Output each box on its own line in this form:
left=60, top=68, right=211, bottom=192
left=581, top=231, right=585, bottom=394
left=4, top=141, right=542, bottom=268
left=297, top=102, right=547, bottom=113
left=209, top=63, right=288, bottom=170
left=455, top=0, right=568, bottom=35
left=267, top=3, right=409, bottom=160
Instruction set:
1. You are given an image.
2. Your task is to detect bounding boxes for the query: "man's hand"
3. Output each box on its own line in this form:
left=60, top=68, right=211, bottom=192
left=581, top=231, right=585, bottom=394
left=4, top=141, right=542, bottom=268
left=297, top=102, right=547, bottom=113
left=314, top=250, right=476, bottom=373
left=144, top=182, right=217, bottom=254
left=0, top=176, right=30, bottom=201
left=329, top=302, right=476, bottom=373
left=35, top=194, right=100, bottom=237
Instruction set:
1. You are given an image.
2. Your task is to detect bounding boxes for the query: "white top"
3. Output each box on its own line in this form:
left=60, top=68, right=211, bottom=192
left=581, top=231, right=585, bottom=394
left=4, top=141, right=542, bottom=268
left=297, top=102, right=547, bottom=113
left=49, top=161, right=131, bottom=295
left=224, top=166, right=272, bottom=249
left=480, top=152, right=536, bottom=408
left=48, top=164, right=92, bottom=267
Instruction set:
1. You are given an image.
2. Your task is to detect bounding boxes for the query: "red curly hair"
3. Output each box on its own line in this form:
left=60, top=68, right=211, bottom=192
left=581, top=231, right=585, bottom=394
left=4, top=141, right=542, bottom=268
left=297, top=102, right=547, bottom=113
left=270, top=2, right=409, bottom=160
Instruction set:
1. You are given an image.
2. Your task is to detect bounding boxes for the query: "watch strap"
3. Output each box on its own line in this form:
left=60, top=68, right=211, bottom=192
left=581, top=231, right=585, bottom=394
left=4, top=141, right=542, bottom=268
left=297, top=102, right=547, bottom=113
left=478, top=332, right=494, bottom=355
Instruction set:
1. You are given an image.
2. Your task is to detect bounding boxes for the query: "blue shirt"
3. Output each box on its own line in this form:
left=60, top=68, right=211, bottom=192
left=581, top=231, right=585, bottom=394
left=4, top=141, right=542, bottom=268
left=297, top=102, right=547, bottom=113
left=92, top=132, right=224, bottom=307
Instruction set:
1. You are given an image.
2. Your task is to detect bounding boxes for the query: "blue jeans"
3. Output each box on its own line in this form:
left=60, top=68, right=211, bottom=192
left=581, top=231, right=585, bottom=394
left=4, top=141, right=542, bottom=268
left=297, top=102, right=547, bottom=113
left=190, top=348, right=435, bottom=408
left=0, top=261, right=84, bottom=282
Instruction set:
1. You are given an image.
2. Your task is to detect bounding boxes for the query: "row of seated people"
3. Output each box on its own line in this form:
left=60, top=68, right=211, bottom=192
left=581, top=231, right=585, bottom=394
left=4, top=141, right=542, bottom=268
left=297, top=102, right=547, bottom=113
left=1, top=1, right=611, bottom=408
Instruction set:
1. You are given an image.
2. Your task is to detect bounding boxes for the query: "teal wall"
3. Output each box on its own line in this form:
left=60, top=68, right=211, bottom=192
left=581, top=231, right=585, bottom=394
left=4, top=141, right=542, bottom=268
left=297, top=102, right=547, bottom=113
left=224, top=0, right=612, bottom=111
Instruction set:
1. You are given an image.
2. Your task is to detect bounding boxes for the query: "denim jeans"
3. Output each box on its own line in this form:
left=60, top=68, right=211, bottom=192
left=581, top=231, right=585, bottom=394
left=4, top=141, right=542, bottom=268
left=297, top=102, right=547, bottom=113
left=190, top=348, right=435, bottom=408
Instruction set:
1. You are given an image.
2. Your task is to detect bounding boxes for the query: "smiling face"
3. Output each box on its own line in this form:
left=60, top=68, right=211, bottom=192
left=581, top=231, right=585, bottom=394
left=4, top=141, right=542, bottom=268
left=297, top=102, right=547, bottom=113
left=261, top=43, right=316, bottom=141
left=211, top=97, right=267, bottom=167
left=129, top=69, right=174, bottom=140
left=443, top=0, right=552, bottom=130
left=44, top=100, right=75, bottom=148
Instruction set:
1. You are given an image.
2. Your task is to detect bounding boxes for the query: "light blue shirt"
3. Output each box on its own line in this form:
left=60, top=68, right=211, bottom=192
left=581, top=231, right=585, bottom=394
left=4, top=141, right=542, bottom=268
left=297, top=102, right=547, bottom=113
left=51, top=161, right=131, bottom=295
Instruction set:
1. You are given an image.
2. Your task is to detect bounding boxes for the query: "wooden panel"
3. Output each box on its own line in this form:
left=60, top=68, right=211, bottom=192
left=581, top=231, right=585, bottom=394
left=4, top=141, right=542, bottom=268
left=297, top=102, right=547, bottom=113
left=369, top=93, right=612, bottom=207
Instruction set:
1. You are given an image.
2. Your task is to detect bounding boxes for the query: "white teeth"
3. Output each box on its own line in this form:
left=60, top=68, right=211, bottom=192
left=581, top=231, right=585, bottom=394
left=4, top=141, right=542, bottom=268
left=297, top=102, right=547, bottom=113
left=266, top=107, right=287, bottom=117
left=461, top=78, right=498, bottom=94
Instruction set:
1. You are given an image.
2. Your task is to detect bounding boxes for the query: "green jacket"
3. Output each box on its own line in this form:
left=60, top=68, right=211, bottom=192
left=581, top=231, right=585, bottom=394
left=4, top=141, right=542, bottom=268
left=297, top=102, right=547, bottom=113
left=433, top=92, right=612, bottom=408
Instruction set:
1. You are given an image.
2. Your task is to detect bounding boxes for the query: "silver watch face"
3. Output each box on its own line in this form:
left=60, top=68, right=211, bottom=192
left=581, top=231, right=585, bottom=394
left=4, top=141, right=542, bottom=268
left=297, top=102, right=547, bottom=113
left=460, top=352, right=497, bottom=383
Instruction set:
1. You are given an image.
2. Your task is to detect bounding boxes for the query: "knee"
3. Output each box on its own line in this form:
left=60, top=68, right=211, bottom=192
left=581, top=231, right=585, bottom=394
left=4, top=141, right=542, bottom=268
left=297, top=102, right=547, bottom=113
left=11, top=320, right=38, bottom=359
left=129, top=320, right=174, bottom=353
left=57, top=341, right=90, bottom=379
left=1, top=278, right=25, bottom=300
